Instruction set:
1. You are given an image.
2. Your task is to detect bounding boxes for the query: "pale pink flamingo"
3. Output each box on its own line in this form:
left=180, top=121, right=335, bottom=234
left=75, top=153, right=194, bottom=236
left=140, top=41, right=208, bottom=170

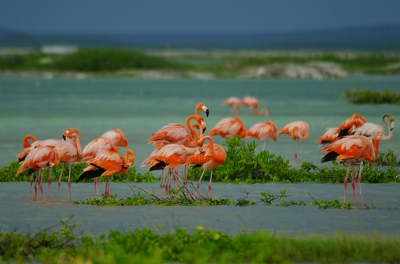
left=185, top=135, right=227, bottom=198
left=208, top=117, right=246, bottom=139
left=77, top=149, right=135, bottom=199
left=55, top=128, right=83, bottom=198
left=242, top=96, right=269, bottom=116
left=16, top=136, right=65, bottom=194
left=278, top=121, right=310, bottom=161
left=223, top=97, right=242, bottom=117
left=350, top=114, right=395, bottom=194
left=245, top=121, right=278, bottom=151
left=16, top=146, right=61, bottom=199
left=321, top=133, right=382, bottom=203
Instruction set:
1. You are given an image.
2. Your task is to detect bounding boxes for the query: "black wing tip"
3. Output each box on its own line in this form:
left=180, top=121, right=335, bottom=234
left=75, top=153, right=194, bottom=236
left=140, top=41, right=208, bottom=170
left=321, top=152, right=340, bottom=163
left=149, top=161, right=168, bottom=171
left=338, top=128, right=350, bottom=138
left=76, top=167, right=105, bottom=183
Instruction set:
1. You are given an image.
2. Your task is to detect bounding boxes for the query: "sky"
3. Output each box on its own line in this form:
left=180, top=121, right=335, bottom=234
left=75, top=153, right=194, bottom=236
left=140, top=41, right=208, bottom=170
left=1, top=0, right=400, bottom=35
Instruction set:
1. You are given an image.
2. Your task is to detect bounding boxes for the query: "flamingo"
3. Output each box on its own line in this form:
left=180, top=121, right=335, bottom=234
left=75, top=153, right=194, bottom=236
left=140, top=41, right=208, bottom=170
left=149, top=115, right=206, bottom=188
left=186, top=135, right=226, bottom=198
left=148, top=115, right=206, bottom=147
left=22, top=135, right=37, bottom=148
left=335, top=113, right=367, bottom=138
left=76, top=149, right=135, bottom=199
left=16, top=136, right=65, bottom=194
left=321, top=133, right=382, bottom=203
left=16, top=146, right=61, bottom=199
left=245, top=121, right=278, bottom=151
left=83, top=128, right=129, bottom=194
left=278, top=121, right=310, bottom=161
left=223, top=97, right=242, bottom=117
left=194, top=102, right=210, bottom=117
left=316, top=127, right=340, bottom=145
left=242, top=96, right=269, bottom=117
left=55, top=128, right=83, bottom=198
left=351, top=114, right=395, bottom=140
left=208, top=117, right=246, bottom=139
left=350, top=114, right=395, bottom=193
left=141, top=144, right=196, bottom=191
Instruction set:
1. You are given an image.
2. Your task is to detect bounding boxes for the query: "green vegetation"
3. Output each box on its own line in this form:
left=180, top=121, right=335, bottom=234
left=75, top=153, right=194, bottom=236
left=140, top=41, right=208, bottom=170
left=1, top=217, right=400, bottom=263
left=340, top=88, right=400, bottom=104
left=4, top=137, right=400, bottom=185
left=1, top=48, right=400, bottom=76
left=0, top=48, right=180, bottom=72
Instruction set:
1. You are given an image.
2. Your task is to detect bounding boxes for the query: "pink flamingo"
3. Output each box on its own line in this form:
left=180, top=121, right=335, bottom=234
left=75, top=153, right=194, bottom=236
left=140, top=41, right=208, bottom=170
left=16, top=146, right=61, bottom=199
left=321, top=133, right=382, bottom=203
left=223, top=97, right=242, bottom=117
left=186, top=136, right=227, bottom=198
left=245, top=121, right=278, bottom=151
left=55, top=128, right=83, bottom=198
left=278, top=121, right=310, bottom=161
left=83, top=128, right=129, bottom=194
left=77, top=149, right=135, bottom=199
left=16, top=135, right=65, bottom=194
left=242, top=96, right=269, bottom=116
left=208, top=117, right=246, bottom=139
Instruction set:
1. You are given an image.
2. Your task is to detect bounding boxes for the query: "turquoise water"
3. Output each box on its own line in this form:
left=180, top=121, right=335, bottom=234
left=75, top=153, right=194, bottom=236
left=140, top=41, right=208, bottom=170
left=1, top=76, right=400, bottom=236
left=1, top=76, right=400, bottom=172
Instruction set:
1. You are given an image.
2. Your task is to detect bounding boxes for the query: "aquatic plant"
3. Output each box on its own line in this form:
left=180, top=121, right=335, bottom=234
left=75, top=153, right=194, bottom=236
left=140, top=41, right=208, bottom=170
left=2, top=216, right=400, bottom=263
left=3, top=138, right=400, bottom=184
left=340, top=88, right=400, bottom=104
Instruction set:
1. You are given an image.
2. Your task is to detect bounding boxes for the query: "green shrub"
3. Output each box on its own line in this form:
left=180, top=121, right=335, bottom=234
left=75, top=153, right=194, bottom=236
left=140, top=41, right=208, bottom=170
left=52, top=48, right=177, bottom=71
left=340, top=88, right=400, bottom=104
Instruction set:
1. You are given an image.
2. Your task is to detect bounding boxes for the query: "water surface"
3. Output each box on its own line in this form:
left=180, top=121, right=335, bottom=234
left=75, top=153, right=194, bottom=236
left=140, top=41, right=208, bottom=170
left=1, top=76, right=400, bottom=236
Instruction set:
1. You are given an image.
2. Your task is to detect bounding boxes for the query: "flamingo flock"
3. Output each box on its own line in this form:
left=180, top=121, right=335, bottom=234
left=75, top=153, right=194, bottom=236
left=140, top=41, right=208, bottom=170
left=13, top=96, right=395, bottom=203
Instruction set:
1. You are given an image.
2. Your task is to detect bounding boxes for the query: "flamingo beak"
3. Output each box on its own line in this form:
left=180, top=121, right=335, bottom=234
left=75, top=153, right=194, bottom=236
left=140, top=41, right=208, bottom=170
left=390, top=122, right=395, bottom=131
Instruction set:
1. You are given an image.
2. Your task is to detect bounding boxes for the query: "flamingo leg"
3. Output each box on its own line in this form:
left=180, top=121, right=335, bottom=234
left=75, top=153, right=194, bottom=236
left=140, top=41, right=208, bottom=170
left=159, top=170, right=165, bottom=188
left=351, top=163, right=356, bottom=203
left=294, top=139, right=299, bottom=161
left=39, top=169, right=44, bottom=199
left=34, top=170, right=39, bottom=199
left=357, top=161, right=364, bottom=195
left=343, top=163, right=351, bottom=203
left=183, top=164, right=189, bottom=186
left=47, top=167, right=53, bottom=197
left=57, top=163, right=65, bottom=196
left=196, top=168, right=207, bottom=191
left=208, top=169, right=214, bottom=198
left=94, top=177, right=99, bottom=195
left=29, top=171, right=36, bottom=193
left=173, top=167, right=180, bottom=189
left=105, top=176, right=110, bottom=199
left=67, top=164, right=72, bottom=199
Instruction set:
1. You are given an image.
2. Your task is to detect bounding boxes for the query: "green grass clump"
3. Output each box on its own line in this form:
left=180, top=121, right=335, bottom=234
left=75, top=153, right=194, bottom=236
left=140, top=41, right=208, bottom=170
left=4, top=138, right=400, bottom=184
left=340, top=88, right=400, bottom=104
left=51, top=48, right=179, bottom=72
left=2, top=217, right=400, bottom=263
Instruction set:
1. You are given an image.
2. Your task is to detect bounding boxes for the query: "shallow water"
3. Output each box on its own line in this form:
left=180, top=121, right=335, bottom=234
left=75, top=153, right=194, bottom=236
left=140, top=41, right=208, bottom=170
left=1, top=182, right=400, bottom=237
left=1, top=76, right=400, bottom=236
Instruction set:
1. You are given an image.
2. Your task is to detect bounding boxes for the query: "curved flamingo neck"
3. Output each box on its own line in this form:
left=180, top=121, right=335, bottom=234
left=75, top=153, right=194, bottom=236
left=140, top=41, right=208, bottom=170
left=254, top=107, right=269, bottom=117
left=197, top=135, right=217, bottom=158
left=382, top=114, right=394, bottom=140
left=70, top=128, right=83, bottom=161
left=23, top=135, right=37, bottom=148
left=124, top=150, right=135, bottom=164
left=185, top=115, right=203, bottom=147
